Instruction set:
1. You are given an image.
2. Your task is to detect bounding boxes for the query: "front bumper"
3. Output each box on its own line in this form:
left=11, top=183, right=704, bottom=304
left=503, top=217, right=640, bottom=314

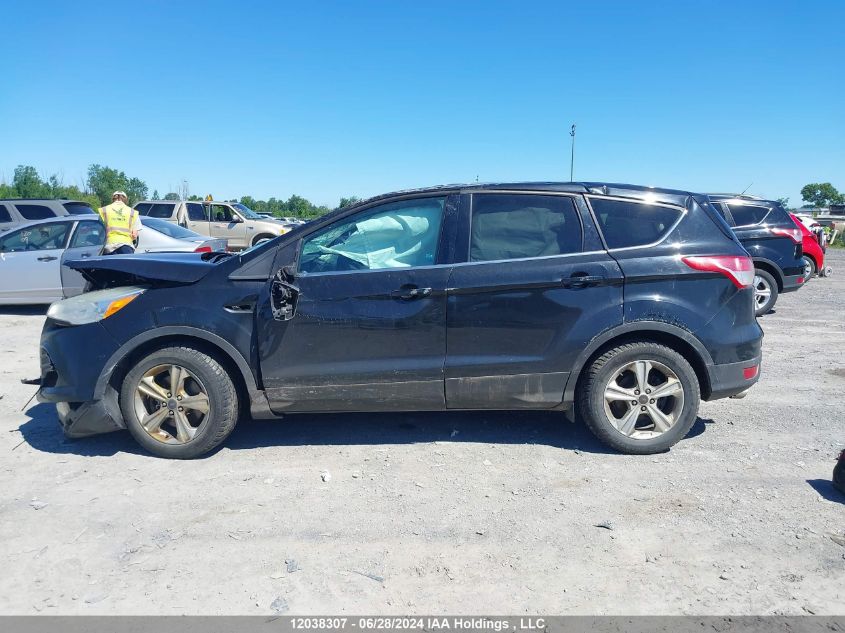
left=37, top=319, right=124, bottom=438
left=781, top=273, right=805, bottom=293
left=706, top=354, right=762, bottom=400
left=52, top=399, right=124, bottom=438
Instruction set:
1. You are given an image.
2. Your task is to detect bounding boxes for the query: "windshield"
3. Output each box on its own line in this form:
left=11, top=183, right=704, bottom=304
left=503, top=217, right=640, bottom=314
left=141, top=217, right=202, bottom=239
left=232, top=203, right=264, bottom=220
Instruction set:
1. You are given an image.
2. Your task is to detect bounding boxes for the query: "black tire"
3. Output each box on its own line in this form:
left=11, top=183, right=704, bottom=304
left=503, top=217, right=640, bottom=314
left=753, top=268, right=779, bottom=317
left=120, top=346, right=239, bottom=459
left=801, top=255, right=816, bottom=280
left=577, top=342, right=700, bottom=454
left=252, top=234, right=276, bottom=247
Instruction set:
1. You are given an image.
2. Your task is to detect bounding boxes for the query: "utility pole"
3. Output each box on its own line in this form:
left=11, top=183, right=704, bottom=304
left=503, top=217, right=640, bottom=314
left=569, top=124, right=576, bottom=181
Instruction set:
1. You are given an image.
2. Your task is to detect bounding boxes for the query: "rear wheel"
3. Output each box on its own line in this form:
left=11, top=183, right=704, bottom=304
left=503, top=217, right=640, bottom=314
left=802, top=255, right=816, bottom=280
left=120, top=346, right=239, bottom=459
left=753, top=269, right=778, bottom=317
left=578, top=342, right=700, bottom=454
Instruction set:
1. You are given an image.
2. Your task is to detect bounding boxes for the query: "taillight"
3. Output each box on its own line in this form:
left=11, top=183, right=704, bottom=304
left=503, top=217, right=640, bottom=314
left=770, top=227, right=802, bottom=244
left=682, top=255, right=755, bottom=289
left=194, top=245, right=212, bottom=253
left=743, top=365, right=759, bottom=380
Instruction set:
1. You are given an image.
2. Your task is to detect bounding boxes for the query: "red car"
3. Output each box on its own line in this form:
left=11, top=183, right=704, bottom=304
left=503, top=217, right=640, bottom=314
left=790, top=213, right=827, bottom=279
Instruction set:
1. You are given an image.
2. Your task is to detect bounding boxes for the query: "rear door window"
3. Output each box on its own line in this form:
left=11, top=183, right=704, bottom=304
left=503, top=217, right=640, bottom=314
left=63, top=202, right=95, bottom=215
left=589, top=198, right=684, bottom=249
left=15, top=204, right=55, bottom=220
left=470, top=194, right=582, bottom=261
left=0, top=204, right=11, bottom=223
left=726, top=203, right=770, bottom=226
left=187, top=203, right=207, bottom=221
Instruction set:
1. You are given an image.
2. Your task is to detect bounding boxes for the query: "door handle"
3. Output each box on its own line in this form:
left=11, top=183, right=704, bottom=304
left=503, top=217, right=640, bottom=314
left=37, top=256, right=58, bottom=262
left=391, top=287, right=433, bottom=300
left=81, top=253, right=92, bottom=258
left=562, top=274, right=604, bottom=288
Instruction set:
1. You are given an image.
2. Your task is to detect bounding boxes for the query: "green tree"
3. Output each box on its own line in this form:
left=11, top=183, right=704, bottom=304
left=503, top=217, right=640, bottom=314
left=800, top=183, right=843, bottom=209
left=13, top=165, right=48, bottom=198
left=86, top=164, right=148, bottom=205
left=164, top=192, right=180, bottom=201
left=286, top=194, right=310, bottom=217
left=776, top=197, right=790, bottom=210
left=338, top=196, right=361, bottom=209
left=152, top=189, right=160, bottom=199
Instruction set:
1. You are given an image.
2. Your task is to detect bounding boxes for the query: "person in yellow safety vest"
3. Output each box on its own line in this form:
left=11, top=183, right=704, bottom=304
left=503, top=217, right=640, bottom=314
left=97, top=191, right=141, bottom=255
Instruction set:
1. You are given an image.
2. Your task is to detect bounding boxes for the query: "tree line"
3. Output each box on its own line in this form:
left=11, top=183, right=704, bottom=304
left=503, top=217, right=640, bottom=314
left=0, top=164, right=358, bottom=218
left=3, top=163, right=842, bottom=215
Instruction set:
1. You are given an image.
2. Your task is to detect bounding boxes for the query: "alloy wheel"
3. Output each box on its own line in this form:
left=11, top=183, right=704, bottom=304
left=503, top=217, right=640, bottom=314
left=753, top=275, right=772, bottom=308
left=132, top=364, right=210, bottom=444
left=802, top=257, right=814, bottom=279
left=602, top=359, right=685, bottom=439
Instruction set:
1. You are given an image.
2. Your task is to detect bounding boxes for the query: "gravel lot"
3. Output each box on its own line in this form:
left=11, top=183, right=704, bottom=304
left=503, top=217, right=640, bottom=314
left=1, top=250, right=843, bottom=615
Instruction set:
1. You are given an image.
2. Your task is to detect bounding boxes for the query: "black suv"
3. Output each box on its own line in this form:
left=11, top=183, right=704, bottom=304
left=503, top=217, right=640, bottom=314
left=708, top=195, right=805, bottom=316
left=37, top=183, right=763, bottom=459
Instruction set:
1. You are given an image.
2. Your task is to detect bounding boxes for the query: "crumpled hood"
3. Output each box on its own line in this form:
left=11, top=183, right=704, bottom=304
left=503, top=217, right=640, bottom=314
left=67, top=252, right=222, bottom=288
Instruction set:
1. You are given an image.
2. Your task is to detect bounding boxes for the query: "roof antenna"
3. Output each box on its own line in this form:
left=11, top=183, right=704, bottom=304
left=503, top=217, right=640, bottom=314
left=739, top=182, right=753, bottom=196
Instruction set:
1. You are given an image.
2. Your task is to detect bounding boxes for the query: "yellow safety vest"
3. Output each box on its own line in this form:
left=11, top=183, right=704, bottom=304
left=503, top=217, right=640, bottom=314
left=98, top=201, right=137, bottom=248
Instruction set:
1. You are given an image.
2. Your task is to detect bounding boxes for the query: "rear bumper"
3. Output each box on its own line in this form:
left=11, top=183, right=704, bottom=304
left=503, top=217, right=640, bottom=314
left=781, top=273, right=804, bottom=293
left=706, top=354, right=762, bottom=400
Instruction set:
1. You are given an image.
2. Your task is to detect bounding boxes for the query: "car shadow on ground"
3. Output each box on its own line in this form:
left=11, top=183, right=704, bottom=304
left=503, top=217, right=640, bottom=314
left=807, top=479, right=845, bottom=505
left=0, top=305, right=48, bottom=316
left=19, top=402, right=713, bottom=459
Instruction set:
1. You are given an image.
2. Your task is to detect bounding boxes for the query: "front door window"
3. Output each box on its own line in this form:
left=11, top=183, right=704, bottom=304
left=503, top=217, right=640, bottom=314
left=298, top=197, right=445, bottom=274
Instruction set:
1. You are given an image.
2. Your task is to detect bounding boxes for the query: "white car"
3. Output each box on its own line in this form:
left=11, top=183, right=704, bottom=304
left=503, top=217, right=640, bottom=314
left=0, top=216, right=227, bottom=304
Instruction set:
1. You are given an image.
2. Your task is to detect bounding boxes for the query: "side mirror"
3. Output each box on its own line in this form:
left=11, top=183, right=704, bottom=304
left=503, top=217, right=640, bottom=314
left=232, top=214, right=244, bottom=223
left=270, top=267, right=299, bottom=321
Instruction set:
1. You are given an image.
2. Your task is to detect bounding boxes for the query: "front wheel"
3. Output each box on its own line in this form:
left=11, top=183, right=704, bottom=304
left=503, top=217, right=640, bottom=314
left=577, top=342, right=700, bottom=454
left=120, top=346, right=239, bottom=459
left=753, top=269, right=778, bottom=317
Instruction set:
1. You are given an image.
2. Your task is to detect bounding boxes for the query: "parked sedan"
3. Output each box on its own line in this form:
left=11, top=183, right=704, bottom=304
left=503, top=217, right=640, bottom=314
left=139, top=217, right=227, bottom=253
left=0, top=216, right=226, bottom=304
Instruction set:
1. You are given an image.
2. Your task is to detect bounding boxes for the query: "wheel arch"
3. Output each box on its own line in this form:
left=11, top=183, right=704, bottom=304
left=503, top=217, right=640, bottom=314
left=251, top=233, right=277, bottom=246
left=93, top=327, right=258, bottom=407
left=752, top=258, right=784, bottom=291
left=563, top=322, right=714, bottom=403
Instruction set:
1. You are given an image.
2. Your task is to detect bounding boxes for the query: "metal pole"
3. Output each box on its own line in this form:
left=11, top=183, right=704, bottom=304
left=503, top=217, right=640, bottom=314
left=570, top=124, right=576, bottom=181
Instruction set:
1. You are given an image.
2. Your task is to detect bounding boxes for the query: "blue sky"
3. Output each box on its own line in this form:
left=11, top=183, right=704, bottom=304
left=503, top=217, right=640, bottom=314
left=1, top=0, right=843, bottom=207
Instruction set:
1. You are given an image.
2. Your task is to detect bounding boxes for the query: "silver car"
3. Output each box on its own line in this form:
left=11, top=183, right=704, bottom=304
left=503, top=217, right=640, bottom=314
left=138, top=217, right=227, bottom=253
left=0, top=198, right=95, bottom=233
left=0, top=216, right=226, bottom=304
left=133, top=200, right=291, bottom=250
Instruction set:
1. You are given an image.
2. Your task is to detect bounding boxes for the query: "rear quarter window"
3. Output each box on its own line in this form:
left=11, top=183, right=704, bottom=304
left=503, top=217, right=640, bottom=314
left=63, top=202, right=95, bottom=215
left=0, top=204, right=11, bottom=223
left=145, top=203, right=176, bottom=219
left=726, top=203, right=770, bottom=226
left=589, top=198, right=683, bottom=249
left=15, top=204, right=56, bottom=220
left=134, top=203, right=153, bottom=216
left=470, top=193, right=582, bottom=261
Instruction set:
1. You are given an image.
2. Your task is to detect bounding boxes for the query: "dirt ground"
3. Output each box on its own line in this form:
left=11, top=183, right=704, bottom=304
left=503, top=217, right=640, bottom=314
left=1, top=251, right=843, bottom=616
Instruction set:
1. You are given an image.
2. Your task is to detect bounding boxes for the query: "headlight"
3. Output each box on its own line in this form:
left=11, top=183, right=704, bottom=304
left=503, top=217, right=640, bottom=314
left=47, top=287, right=145, bottom=326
